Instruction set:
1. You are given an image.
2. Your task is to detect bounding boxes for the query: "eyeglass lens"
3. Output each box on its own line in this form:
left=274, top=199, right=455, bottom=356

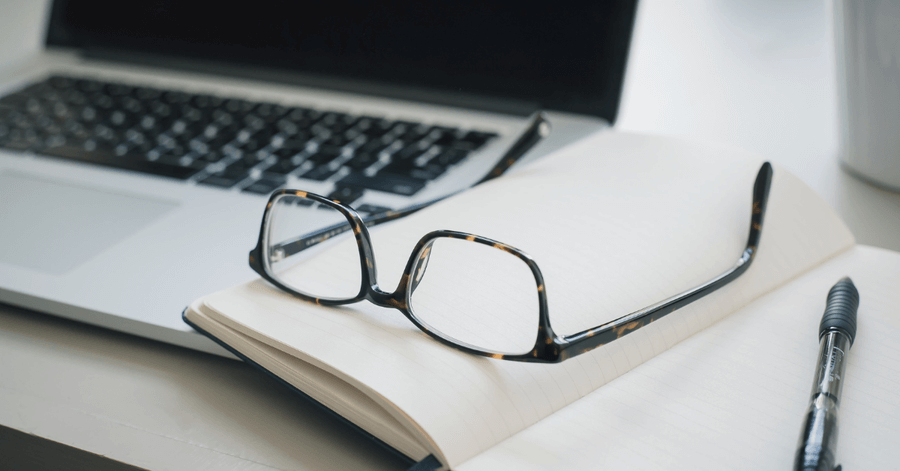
left=408, top=237, right=540, bottom=355
left=264, top=194, right=363, bottom=301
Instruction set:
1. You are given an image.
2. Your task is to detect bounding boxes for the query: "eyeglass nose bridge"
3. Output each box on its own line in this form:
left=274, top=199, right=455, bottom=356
left=364, top=236, right=437, bottom=312
left=365, top=287, right=405, bottom=310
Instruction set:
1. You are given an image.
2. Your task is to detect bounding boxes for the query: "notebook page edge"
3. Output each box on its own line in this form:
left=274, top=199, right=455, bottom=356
left=183, top=299, right=437, bottom=463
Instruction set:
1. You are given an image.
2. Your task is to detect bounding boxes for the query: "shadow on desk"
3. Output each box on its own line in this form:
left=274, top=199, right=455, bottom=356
left=0, top=424, right=147, bottom=471
left=0, top=303, right=410, bottom=471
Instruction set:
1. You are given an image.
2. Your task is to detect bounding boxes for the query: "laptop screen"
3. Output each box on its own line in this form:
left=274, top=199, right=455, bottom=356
left=46, top=1, right=637, bottom=122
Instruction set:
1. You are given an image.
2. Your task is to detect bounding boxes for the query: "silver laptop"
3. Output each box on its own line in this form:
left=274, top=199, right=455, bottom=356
left=0, top=1, right=637, bottom=355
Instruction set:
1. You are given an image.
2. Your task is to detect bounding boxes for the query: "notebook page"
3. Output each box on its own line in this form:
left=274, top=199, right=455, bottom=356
left=199, top=132, right=855, bottom=467
left=457, top=246, right=899, bottom=470
left=187, top=301, right=430, bottom=460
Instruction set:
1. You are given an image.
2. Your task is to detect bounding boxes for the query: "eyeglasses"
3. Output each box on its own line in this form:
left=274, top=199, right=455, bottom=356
left=249, top=162, right=773, bottom=363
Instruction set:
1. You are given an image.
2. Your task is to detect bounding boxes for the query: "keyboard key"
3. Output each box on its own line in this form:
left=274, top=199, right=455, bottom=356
left=393, top=142, right=427, bottom=161
left=163, top=91, right=190, bottom=104
left=306, top=145, right=343, bottom=165
left=318, top=112, right=347, bottom=126
left=409, top=163, right=447, bottom=181
left=199, top=174, right=245, bottom=188
left=225, top=99, right=254, bottom=113
left=433, top=148, right=469, bottom=166
left=301, top=165, right=341, bottom=181
left=272, top=147, right=300, bottom=160
left=275, top=119, right=299, bottom=135
left=134, top=87, right=162, bottom=100
left=253, top=103, right=288, bottom=121
left=235, top=138, right=262, bottom=153
left=338, top=172, right=426, bottom=196
left=76, top=79, right=104, bottom=93
left=48, top=76, right=74, bottom=89
left=428, top=126, right=460, bottom=146
left=281, top=135, right=313, bottom=149
left=380, top=159, right=417, bottom=176
left=356, top=117, right=394, bottom=138
left=211, top=109, right=234, bottom=125
left=344, top=151, right=379, bottom=170
left=195, top=150, right=225, bottom=163
left=221, top=160, right=256, bottom=179
left=241, top=176, right=285, bottom=194
left=457, top=130, right=497, bottom=151
left=358, top=137, right=391, bottom=155
left=396, top=123, right=430, bottom=142
left=283, top=109, right=318, bottom=129
left=192, top=94, right=222, bottom=109
left=253, top=129, right=277, bottom=147
left=321, top=132, right=354, bottom=148
left=265, top=158, right=302, bottom=175
left=327, top=186, right=364, bottom=206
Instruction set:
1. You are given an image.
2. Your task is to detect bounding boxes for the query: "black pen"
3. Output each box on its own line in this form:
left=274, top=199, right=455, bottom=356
left=793, top=277, right=860, bottom=471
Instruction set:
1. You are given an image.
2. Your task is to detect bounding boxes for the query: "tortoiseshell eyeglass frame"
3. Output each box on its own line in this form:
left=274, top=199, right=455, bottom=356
left=249, top=162, right=773, bottom=363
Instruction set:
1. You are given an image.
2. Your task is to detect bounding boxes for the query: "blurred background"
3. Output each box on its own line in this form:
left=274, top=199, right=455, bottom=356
left=3, top=0, right=899, bottom=251
left=617, top=0, right=900, bottom=252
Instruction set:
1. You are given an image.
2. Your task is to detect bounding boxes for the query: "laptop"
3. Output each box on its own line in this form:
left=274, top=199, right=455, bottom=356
left=0, top=0, right=637, bottom=355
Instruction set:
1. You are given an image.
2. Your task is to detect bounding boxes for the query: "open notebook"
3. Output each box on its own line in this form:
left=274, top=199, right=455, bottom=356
left=183, top=132, right=899, bottom=470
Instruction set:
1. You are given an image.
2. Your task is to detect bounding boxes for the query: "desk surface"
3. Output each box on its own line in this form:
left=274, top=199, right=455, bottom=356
left=3, top=0, right=899, bottom=469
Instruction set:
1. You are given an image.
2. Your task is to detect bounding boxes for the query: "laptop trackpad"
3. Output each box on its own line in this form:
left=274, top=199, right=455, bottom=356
left=0, top=172, right=178, bottom=275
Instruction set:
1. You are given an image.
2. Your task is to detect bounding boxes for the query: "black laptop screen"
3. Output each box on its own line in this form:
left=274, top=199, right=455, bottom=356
left=46, top=1, right=637, bottom=122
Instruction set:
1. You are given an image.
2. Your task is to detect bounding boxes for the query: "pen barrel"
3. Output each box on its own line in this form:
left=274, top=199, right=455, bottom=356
left=793, top=331, right=851, bottom=471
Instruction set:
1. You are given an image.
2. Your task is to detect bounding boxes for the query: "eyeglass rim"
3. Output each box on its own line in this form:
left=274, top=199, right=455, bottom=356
left=249, top=190, right=374, bottom=305
left=399, top=230, right=557, bottom=360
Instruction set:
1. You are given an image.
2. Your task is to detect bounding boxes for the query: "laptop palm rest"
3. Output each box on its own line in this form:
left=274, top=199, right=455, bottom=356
left=0, top=172, right=178, bottom=275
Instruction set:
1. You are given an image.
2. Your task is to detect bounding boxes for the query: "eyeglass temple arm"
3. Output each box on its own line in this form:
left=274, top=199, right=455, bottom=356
left=270, top=113, right=552, bottom=258
left=476, top=111, right=551, bottom=185
left=270, top=201, right=436, bottom=258
left=556, top=162, right=773, bottom=362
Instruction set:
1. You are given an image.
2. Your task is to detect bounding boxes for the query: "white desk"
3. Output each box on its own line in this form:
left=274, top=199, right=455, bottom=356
left=3, top=0, right=899, bottom=469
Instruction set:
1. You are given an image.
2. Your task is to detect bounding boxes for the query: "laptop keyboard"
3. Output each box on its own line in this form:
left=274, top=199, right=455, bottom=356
left=0, top=75, right=497, bottom=205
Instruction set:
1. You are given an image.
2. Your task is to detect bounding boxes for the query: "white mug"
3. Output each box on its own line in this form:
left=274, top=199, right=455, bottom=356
left=835, top=0, right=900, bottom=191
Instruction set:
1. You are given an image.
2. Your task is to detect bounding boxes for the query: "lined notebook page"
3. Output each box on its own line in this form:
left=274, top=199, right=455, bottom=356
left=458, top=246, right=900, bottom=470
left=198, top=132, right=855, bottom=467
